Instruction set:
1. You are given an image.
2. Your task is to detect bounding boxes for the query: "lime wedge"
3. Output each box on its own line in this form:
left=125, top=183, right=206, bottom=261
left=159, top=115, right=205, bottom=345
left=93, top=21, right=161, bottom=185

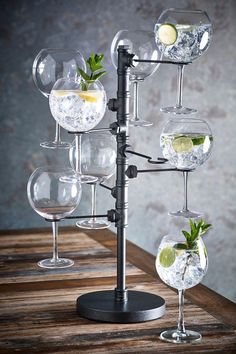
left=173, top=243, right=187, bottom=256
left=172, top=136, right=193, bottom=153
left=157, top=23, right=178, bottom=45
left=159, top=247, right=176, bottom=268
left=192, top=136, right=206, bottom=146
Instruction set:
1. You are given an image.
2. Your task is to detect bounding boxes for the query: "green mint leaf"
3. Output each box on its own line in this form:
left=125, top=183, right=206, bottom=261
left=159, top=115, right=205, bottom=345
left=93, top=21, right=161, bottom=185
left=91, top=64, right=103, bottom=72
left=182, top=230, right=191, bottom=241
left=78, top=69, right=91, bottom=81
left=174, top=243, right=187, bottom=250
left=92, top=71, right=107, bottom=81
left=189, top=219, right=195, bottom=234
left=81, top=81, right=88, bottom=91
left=200, top=223, right=212, bottom=236
left=79, top=52, right=106, bottom=91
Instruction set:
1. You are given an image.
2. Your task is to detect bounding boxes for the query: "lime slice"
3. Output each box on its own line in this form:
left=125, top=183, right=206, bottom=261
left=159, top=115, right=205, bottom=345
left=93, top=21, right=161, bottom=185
left=159, top=247, right=176, bottom=268
left=192, top=136, right=206, bottom=146
left=78, top=90, right=102, bottom=103
left=172, top=136, right=193, bottom=153
left=157, top=23, right=178, bottom=45
left=173, top=242, right=187, bottom=256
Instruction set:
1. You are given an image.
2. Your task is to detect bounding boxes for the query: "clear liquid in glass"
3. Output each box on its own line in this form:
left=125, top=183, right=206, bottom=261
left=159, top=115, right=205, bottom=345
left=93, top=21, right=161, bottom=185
left=160, top=132, right=213, bottom=170
left=155, top=24, right=212, bottom=61
left=156, top=240, right=207, bottom=290
left=49, top=89, right=106, bottom=132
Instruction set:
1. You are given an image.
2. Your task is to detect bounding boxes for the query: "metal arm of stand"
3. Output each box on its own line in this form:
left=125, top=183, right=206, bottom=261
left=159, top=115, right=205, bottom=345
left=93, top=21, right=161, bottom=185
left=45, top=209, right=120, bottom=223
left=133, top=59, right=192, bottom=66
left=67, top=127, right=113, bottom=135
left=125, top=149, right=168, bottom=164
left=126, top=165, right=193, bottom=179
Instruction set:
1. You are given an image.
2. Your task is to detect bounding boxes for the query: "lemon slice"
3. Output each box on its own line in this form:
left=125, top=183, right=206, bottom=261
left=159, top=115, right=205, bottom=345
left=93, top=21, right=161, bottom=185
left=157, top=23, right=178, bottom=45
left=172, top=136, right=193, bottom=153
left=78, top=90, right=102, bottom=103
left=159, top=247, right=176, bottom=268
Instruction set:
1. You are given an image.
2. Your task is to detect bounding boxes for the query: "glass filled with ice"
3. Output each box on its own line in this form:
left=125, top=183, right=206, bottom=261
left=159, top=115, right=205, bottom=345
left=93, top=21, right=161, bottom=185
left=154, top=9, right=212, bottom=114
left=156, top=219, right=210, bottom=343
left=160, top=117, right=213, bottom=218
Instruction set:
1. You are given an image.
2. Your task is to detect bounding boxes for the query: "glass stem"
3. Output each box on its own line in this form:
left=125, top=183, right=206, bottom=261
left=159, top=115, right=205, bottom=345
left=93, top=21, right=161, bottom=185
left=75, top=134, right=82, bottom=175
left=55, top=123, right=61, bottom=143
left=177, top=290, right=186, bottom=334
left=52, top=221, right=59, bottom=262
left=91, top=183, right=97, bottom=221
left=176, top=64, right=184, bottom=108
left=183, top=171, right=188, bottom=212
left=133, top=80, right=139, bottom=121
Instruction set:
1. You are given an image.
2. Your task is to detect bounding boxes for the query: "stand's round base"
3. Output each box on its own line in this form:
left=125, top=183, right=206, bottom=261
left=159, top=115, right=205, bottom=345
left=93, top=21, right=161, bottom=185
left=77, top=290, right=165, bottom=323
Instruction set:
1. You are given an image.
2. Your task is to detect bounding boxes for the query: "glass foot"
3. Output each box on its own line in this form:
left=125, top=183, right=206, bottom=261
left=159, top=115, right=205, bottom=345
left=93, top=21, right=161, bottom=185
left=37, top=258, right=74, bottom=269
left=169, top=209, right=203, bottom=218
left=40, top=141, right=71, bottom=149
left=76, top=219, right=111, bottom=230
left=160, top=329, right=202, bottom=344
left=129, top=119, right=153, bottom=127
left=160, top=106, right=197, bottom=115
left=60, top=174, right=98, bottom=184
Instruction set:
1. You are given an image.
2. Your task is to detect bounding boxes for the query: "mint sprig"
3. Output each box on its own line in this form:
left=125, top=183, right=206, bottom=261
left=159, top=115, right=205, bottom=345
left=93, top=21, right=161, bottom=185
left=181, top=219, right=211, bottom=250
left=78, top=53, right=106, bottom=91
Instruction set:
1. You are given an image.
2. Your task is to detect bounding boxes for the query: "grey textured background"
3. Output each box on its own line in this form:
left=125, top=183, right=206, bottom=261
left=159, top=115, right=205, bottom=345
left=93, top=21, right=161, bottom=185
left=0, top=0, right=235, bottom=302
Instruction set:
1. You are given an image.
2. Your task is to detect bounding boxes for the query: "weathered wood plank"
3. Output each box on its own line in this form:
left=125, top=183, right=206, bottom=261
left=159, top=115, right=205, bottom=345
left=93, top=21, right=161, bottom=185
left=0, top=227, right=235, bottom=353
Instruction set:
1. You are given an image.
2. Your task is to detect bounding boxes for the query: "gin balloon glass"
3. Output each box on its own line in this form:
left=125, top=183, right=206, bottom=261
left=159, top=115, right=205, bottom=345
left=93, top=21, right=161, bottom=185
left=156, top=233, right=208, bottom=343
left=27, top=166, right=82, bottom=268
left=49, top=77, right=107, bottom=183
left=155, top=9, right=212, bottom=114
left=32, top=48, right=86, bottom=148
left=160, top=118, right=213, bottom=217
left=70, top=131, right=117, bottom=229
left=111, top=30, right=162, bottom=127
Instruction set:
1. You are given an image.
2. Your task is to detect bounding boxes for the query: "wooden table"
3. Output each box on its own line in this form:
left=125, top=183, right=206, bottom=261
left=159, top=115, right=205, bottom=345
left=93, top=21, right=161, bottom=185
left=0, top=227, right=235, bottom=353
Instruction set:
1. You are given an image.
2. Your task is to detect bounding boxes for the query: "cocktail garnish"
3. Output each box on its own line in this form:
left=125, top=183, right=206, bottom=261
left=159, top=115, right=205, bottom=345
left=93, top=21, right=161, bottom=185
left=157, top=23, right=178, bottom=45
left=78, top=53, right=106, bottom=91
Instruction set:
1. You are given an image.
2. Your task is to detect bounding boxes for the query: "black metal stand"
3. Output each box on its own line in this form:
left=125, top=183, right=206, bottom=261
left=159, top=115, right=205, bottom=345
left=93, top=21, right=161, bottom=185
left=76, top=46, right=166, bottom=323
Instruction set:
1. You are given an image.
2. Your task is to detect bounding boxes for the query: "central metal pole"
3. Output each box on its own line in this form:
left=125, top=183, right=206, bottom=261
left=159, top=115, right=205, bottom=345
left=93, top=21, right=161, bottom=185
left=114, top=46, right=130, bottom=302
left=76, top=45, right=165, bottom=323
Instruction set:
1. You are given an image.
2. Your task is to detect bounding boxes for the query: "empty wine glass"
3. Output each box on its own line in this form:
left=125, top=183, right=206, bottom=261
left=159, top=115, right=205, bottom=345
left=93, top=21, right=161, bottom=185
left=111, top=30, right=162, bottom=127
left=156, top=232, right=208, bottom=343
left=160, top=118, right=213, bottom=217
left=155, top=9, right=212, bottom=114
left=49, top=77, right=107, bottom=183
left=32, top=48, right=86, bottom=148
left=69, top=131, right=117, bottom=229
left=27, top=166, right=82, bottom=268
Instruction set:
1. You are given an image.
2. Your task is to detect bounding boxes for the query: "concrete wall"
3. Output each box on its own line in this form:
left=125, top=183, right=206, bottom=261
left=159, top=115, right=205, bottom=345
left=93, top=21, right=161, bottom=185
left=0, top=0, right=235, bottom=302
